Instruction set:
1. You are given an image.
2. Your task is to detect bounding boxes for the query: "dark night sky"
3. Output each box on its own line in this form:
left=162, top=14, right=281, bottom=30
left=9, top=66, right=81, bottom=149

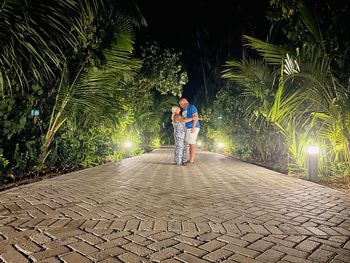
left=136, top=0, right=270, bottom=100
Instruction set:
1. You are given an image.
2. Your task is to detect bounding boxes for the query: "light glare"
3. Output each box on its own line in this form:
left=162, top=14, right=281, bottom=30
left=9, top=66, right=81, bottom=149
left=306, top=146, right=319, bottom=155
left=124, top=141, right=132, bottom=149
left=217, top=142, right=224, bottom=148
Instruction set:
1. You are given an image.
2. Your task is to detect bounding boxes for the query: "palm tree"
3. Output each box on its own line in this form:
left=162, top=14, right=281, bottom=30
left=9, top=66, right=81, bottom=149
left=37, top=0, right=144, bottom=168
left=222, top=2, right=350, bottom=175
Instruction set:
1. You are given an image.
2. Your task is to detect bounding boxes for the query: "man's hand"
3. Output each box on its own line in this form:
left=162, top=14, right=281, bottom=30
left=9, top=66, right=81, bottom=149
left=191, top=127, right=196, bottom=133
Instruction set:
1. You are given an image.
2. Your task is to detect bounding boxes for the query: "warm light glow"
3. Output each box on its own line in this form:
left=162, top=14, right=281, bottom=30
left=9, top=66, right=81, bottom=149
left=306, top=146, right=319, bottom=155
left=123, top=141, right=132, bottom=149
left=197, top=140, right=203, bottom=147
left=217, top=142, right=225, bottom=148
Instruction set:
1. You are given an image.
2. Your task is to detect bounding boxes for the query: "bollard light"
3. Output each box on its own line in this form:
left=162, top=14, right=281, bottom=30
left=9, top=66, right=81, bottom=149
left=124, top=141, right=132, bottom=149
left=217, top=142, right=225, bottom=149
left=123, top=141, right=132, bottom=158
left=306, top=145, right=319, bottom=182
left=306, top=146, right=319, bottom=155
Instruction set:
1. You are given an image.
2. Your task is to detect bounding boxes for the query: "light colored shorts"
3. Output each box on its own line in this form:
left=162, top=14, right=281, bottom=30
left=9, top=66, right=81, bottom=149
left=186, top=128, right=200, bottom=145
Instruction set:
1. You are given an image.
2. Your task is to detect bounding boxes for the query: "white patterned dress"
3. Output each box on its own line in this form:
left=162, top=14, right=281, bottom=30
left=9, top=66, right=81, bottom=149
left=173, top=121, right=187, bottom=165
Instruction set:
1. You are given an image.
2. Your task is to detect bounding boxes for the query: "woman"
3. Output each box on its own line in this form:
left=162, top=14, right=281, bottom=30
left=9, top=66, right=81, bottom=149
left=171, top=106, right=197, bottom=165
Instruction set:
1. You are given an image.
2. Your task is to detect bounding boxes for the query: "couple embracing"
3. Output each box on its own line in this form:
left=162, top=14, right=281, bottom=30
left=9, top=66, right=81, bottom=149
left=171, top=98, right=200, bottom=165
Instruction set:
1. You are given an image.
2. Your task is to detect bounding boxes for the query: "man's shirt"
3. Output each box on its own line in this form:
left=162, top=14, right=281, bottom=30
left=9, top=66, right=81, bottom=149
left=182, top=104, right=200, bottom=129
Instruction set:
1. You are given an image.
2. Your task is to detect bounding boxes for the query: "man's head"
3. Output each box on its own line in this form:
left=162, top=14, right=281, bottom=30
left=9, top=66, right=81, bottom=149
left=179, top=98, right=189, bottom=109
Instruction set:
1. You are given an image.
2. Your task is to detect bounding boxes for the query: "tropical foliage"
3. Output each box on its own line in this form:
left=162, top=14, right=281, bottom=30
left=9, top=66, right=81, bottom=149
left=206, top=1, right=350, bottom=177
left=2, top=0, right=349, bottom=185
left=0, top=0, right=187, bottom=184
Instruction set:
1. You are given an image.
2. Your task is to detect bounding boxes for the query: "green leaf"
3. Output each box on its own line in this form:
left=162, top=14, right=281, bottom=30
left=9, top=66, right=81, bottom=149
left=19, top=115, right=27, bottom=128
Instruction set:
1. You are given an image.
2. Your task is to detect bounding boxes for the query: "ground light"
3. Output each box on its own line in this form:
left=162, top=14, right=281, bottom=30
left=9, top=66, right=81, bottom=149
left=123, top=141, right=132, bottom=158
left=306, top=145, right=319, bottom=182
left=217, top=142, right=225, bottom=149
left=197, top=140, right=203, bottom=148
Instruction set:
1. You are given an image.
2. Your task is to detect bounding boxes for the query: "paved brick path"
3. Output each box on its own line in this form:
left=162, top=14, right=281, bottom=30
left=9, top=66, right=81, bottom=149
left=1, top=147, right=350, bottom=263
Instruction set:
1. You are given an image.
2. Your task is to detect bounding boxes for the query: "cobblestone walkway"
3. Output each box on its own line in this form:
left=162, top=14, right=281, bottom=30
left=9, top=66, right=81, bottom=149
left=1, top=147, right=350, bottom=262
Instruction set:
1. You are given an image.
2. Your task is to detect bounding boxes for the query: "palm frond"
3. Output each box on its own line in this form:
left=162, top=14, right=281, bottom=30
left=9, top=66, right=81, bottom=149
left=243, top=35, right=287, bottom=65
left=298, top=1, right=323, bottom=44
left=222, top=59, right=275, bottom=101
left=67, top=36, right=141, bottom=125
left=0, top=0, right=80, bottom=95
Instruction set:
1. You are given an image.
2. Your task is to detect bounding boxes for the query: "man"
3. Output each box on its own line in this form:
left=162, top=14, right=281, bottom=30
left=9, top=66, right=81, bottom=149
left=179, top=98, right=200, bottom=164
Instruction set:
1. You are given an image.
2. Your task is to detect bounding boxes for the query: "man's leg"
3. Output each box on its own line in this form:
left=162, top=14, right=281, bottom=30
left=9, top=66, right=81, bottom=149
left=189, top=144, right=196, bottom=163
left=188, top=128, right=199, bottom=164
left=185, top=129, right=191, bottom=163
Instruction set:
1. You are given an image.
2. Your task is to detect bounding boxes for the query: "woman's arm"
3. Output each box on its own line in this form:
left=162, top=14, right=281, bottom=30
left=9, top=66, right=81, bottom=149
left=174, top=115, right=193, bottom=123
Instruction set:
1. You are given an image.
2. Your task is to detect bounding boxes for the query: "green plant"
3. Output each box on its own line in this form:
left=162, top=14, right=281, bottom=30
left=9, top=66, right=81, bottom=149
left=221, top=1, right=350, bottom=176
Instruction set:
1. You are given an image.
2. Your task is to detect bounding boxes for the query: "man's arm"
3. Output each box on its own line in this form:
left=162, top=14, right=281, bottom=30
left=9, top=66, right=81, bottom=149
left=191, top=112, right=199, bottom=133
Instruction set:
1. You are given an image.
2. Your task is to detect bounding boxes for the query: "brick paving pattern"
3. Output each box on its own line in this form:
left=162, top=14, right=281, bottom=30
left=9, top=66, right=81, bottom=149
left=0, top=147, right=350, bottom=262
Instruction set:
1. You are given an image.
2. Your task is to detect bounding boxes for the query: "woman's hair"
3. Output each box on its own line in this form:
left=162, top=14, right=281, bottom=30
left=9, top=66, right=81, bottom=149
left=171, top=106, right=178, bottom=122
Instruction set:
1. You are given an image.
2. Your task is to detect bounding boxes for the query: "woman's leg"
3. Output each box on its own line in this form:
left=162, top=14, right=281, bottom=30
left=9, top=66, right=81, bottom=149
left=182, top=139, right=187, bottom=164
left=174, top=137, right=178, bottom=164
left=174, top=134, right=183, bottom=165
left=177, top=137, right=184, bottom=165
